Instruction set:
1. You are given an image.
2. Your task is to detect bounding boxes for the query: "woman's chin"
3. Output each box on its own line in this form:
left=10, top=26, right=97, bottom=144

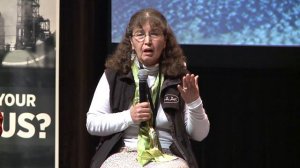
left=141, top=59, right=158, bottom=67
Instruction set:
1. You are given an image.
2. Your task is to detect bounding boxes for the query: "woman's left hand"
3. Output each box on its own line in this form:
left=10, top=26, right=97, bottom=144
left=177, top=74, right=200, bottom=104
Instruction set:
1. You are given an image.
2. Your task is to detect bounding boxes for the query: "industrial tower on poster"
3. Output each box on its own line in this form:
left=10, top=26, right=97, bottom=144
left=0, top=0, right=55, bottom=68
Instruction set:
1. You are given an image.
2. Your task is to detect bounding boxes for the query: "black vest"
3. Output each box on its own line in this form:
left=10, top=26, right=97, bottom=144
left=90, top=69, right=199, bottom=168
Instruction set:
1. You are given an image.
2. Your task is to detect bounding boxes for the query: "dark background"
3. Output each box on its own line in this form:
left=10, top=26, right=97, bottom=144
left=59, top=0, right=300, bottom=168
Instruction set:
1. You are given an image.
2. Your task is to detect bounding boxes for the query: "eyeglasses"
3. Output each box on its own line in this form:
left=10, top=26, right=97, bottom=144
left=132, top=31, right=164, bottom=42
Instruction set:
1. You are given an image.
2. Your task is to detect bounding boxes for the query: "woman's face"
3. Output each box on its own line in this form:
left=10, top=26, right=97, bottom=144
left=130, top=22, right=166, bottom=67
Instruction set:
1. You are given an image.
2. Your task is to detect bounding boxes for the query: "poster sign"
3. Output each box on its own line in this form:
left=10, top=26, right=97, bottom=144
left=0, top=0, right=59, bottom=167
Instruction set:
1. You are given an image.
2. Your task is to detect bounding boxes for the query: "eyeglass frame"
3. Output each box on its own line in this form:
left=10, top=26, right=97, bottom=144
left=131, top=29, right=165, bottom=42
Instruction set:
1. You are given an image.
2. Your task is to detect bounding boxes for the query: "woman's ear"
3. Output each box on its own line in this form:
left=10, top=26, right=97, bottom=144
left=163, top=36, right=167, bottom=49
left=130, top=39, right=134, bottom=50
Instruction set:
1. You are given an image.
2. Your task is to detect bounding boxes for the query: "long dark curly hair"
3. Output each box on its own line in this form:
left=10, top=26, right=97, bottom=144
left=105, top=8, right=188, bottom=78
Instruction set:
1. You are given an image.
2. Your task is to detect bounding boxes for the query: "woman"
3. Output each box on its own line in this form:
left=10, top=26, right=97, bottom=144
left=86, top=8, right=209, bottom=168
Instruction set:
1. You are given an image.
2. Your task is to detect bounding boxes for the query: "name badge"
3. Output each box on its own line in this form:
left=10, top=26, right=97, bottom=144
left=164, top=94, right=179, bottom=104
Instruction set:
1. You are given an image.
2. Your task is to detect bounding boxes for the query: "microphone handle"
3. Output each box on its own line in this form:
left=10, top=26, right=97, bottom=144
left=139, top=80, right=148, bottom=127
left=139, top=80, right=148, bottom=102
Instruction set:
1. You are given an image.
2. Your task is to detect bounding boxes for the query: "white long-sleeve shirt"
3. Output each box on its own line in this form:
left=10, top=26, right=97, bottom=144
left=86, top=72, right=210, bottom=149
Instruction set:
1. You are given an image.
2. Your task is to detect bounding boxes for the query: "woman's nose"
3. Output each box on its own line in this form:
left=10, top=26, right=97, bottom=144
left=144, top=35, right=152, bottom=45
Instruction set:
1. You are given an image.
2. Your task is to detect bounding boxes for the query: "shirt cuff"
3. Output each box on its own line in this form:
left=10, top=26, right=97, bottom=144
left=124, top=109, right=134, bottom=126
left=186, top=97, right=203, bottom=110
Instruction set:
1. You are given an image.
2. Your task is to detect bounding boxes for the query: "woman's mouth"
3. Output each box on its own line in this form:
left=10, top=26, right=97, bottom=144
left=143, top=48, right=153, bottom=55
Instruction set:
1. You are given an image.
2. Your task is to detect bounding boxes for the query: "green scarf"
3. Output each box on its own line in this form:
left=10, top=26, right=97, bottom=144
left=132, top=63, right=177, bottom=166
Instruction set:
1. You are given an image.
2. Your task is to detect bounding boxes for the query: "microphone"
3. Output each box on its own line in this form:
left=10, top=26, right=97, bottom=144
left=138, top=69, right=148, bottom=103
left=138, top=69, right=148, bottom=127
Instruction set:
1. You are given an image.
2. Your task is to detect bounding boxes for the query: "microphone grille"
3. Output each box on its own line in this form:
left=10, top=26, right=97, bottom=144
left=138, top=69, right=148, bottom=81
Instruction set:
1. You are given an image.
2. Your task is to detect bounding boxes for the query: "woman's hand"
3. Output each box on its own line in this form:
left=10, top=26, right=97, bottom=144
left=177, top=74, right=200, bottom=104
left=130, top=102, right=152, bottom=124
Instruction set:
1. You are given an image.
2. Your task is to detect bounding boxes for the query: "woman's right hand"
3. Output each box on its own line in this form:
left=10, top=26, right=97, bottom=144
left=130, top=102, right=152, bottom=124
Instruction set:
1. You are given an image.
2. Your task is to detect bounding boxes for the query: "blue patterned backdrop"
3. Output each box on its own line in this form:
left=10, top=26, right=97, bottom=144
left=112, top=0, right=300, bottom=46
